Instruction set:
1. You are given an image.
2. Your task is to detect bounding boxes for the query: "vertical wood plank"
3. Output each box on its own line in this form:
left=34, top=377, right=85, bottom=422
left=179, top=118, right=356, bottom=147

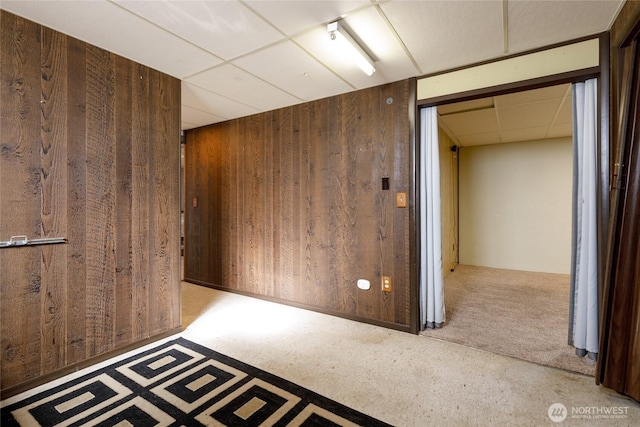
left=353, top=89, right=378, bottom=320
left=237, top=119, right=248, bottom=292
left=327, top=94, right=357, bottom=315
left=304, top=100, right=327, bottom=307
left=193, top=128, right=207, bottom=282
left=131, top=63, right=150, bottom=341
left=0, top=12, right=44, bottom=388
left=115, top=56, right=133, bottom=346
left=378, top=85, right=395, bottom=323
left=166, top=74, right=181, bottom=328
left=40, top=25, right=68, bottom=373
left=184, top=127, right=202, bottom=282
left=246, top=115, right=263, bottom=294
left=184, top=130, right=195, bottom=280
left=268, top=111, right=281, bottom=298
left=210, top=127, right=222, bottom=285
left=393, top=82, right=411, bottom=325
left=291, top=108, right=302, bottom=302
left=263, top=114, right=275, bottom=297
left=219, top=124, right=233, bottom=289
left=325, top=96, right=342, bottom=312
left=85, top=45, right=116, bottom=356
left=149, top=69, right=168, bottom=334
left=278, top=109, right=295, bottom=301
left=65, top=36, right=87, bottom=364
left=148, top=70, right=180, bottom=334
left=228, top=122, right=240, bottom=289
left=297, top=104, right=311, bottom=304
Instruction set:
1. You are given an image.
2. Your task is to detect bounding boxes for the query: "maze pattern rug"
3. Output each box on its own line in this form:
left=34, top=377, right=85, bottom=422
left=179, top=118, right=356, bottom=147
left=1, top=338, right=390, bottom=426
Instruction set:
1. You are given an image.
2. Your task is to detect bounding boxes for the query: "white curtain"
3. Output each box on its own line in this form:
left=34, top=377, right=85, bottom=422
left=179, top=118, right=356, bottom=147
left=419, top=107, right=445, bottom=329
left=569, top=78, right=600, bottom=359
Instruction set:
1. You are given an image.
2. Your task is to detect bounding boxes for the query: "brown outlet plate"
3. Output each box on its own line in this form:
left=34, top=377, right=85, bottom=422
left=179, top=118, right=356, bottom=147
left=382, top=276, right=392, bottom=292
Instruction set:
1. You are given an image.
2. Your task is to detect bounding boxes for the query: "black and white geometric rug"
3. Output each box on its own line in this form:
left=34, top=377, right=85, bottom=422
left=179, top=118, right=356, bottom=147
left=1, top=338, right=391, bottom=426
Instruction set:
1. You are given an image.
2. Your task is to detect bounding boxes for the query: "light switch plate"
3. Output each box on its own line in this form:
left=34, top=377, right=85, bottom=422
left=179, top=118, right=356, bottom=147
left=396, top=192, right=407, bottom=208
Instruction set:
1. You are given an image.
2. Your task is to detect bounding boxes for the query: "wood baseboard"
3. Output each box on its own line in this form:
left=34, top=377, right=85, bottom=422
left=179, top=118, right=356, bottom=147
left=0, top=327, right=182, bottom=400
left=184, top=279, right=413, bottom=334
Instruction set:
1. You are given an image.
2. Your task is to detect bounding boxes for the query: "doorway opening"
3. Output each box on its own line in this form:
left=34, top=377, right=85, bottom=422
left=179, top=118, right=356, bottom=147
left=420, top=83, right=596, bottom=375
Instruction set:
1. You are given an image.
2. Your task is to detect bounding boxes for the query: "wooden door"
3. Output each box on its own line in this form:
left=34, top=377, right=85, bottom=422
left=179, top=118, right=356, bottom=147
left=598, top=36, right=640, bottom=402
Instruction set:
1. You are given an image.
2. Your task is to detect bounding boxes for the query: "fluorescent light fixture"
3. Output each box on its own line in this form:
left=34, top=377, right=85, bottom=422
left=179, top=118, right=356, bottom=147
left=327, top=21, right=375, bottom=76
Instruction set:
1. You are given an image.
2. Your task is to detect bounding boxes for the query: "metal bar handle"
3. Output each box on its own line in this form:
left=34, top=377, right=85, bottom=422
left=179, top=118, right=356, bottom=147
left=0, top=235, right=67, bottom=248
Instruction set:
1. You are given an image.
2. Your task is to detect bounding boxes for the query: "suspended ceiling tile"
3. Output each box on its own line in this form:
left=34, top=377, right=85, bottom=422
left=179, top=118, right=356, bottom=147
left=182, top=122, right=198, bottom=131
left=495, top=83, right=570, bottom=107
left=497, top=99, right=562, bottom=130
left=439, top=109, right=499, bottom=137
left=500, top=126, right=549, bottom=143
left=1, top=0, right=221, bottom=79
left=552, top=96, right=573, bottom=126
left=379, top=0, right=504, bottom=74
left=185, top=64, right=302, bottom=112
left=181, top=105, right=227, bottom=129
left=507, top=0, right=624, bottom=54
left=293, top=7, right=416, bottom=89
left=232, top=41, right=353, bottom=101
left=4, top=0, right=621, bottom=132
left=438, top=98, right=494, bottom=115
left=457, top=132, right=501, bottom=147
left=182, top=82, right=260, bottom=120
left=547, top=122, right=573, bottom=139
left=114, top=0, right=284, bottom=60
left=248, top=0, right=370, bottom=36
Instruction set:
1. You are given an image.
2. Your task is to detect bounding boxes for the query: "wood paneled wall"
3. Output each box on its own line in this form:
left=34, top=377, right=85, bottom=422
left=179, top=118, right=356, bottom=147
left=185, top=81, right=413, bottom=329
left=0, top=11, right=181, bottom=392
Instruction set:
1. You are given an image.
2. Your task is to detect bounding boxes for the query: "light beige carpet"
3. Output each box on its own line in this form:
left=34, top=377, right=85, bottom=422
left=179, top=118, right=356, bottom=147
left=421, top=265, right=596, bottom=376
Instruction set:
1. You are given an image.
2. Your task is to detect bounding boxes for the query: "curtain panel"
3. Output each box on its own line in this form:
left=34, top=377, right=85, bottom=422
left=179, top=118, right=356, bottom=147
left=419, top=107, right=445, bottom=329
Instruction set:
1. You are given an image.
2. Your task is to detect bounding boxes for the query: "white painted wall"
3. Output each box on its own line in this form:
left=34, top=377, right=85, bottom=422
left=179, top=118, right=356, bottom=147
left=439, top=128, right=458, bottom=277
left=458, top=138, right=573, bottom=274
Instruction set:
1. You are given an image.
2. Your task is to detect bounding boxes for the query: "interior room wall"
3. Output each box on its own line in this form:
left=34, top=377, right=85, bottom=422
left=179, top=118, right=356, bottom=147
left=458, top=137, right=573, bottom=274
left=439, top=128, right=459, bottom=277
left=0, top=11, right=181, bottom=394
left=185, top=80, right=413, bottom=329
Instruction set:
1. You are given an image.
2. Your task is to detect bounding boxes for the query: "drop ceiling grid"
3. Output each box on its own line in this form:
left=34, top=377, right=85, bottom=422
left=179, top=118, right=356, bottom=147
left=231, top=40, right=354, bottom=102
left=0, top=0, right=224, bottom=79
left=0, top=0, right=625, bottom=130
left=112, top=0, right=285, bottom=60
left=181, top=105, right=226, bottom=130
left=182, top=82, right=261, bottom=121
left=246, top=0, right=372, bottom=37
left=178, top=0, right=411, bottom=119
left=186, top=64, right=302, bottom=113
left=439, top=83, right=573, bottom=147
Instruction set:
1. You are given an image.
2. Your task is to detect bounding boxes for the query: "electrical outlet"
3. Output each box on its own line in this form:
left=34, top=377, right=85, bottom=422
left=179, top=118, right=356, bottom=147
left=382, top=276, right=392, bottom=292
